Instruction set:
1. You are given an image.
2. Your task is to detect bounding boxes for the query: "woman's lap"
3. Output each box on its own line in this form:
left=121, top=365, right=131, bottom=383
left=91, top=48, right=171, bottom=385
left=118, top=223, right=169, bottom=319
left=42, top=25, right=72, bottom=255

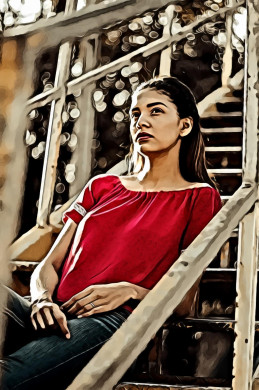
left=1, top=286, right=130, bottom=390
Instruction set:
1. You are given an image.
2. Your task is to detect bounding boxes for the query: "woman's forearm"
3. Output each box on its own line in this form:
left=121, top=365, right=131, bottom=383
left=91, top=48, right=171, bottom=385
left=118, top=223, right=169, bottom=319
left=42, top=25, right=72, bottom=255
left=30, top=219, right=77, bottom=303
left=30, top=262, right=59, bottom=303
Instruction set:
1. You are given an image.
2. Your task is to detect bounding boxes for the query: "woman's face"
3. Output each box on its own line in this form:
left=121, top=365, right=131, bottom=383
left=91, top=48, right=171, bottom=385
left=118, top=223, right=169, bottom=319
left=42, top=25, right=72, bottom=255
left=129, top=88, right=192, bottom=153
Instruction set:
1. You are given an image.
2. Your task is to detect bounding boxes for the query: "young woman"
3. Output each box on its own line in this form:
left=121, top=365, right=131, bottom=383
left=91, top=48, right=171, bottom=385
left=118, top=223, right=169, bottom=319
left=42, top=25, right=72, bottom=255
left=1, top=76, right=222, bottom=389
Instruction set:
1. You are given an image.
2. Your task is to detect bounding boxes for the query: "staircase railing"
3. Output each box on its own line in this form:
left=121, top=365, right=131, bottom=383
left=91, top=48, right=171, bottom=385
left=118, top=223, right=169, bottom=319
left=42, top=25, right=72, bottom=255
left=0, top=1, right=258, bottom=389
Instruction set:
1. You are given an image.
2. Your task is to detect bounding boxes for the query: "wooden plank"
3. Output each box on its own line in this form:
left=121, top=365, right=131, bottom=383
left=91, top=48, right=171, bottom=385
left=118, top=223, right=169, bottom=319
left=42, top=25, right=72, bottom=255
left=201, top=111, right=243, bottom=118
left=205, top=147, right=242, bottom=152
left=36, top=0, right=77, bottom=226
left=235, top=0, right=259, bottom=385
left=207, top=169, right=242, bottom=174
left=232, top=206, right=258, bottom=390
left=67, top=2, right=244, bottom=96
left=3, top=0, right=244, bottom=47
left=115, top=384, right=231, bottom=390
left=25, top=5, right=245, bottom=111
left=221, top=11, right=233, bottom=87
left=159, top=5, right=175, bottom=76
left=242, top=0, right=259, bottom=184
left=0, top=37, right=36, bottom=360
left=201, top=128, right=242, bottom=134
left=67, top=183, right=257, bottom=390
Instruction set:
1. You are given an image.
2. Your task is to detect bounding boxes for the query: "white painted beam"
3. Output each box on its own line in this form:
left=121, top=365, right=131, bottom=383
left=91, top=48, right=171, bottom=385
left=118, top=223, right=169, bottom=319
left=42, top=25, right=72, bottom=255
left=232, top=206, right=258, bottom=390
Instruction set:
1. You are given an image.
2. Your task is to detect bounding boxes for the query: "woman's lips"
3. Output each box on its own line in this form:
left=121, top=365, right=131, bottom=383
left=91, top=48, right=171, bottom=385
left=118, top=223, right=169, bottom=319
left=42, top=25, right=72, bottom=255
left=136, top=132, right=154, bottom=141
left=138, top=136, right=152, bottom=142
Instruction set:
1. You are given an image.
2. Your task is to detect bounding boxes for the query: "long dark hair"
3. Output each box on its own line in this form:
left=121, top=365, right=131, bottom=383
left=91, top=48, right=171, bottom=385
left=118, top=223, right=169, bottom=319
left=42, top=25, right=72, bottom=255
left=126, top=76, right=217, bottom=189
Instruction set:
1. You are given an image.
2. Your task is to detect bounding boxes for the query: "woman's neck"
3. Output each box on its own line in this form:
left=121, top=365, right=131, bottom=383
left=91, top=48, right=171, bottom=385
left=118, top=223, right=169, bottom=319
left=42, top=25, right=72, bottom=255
left=139, top=144, right=189, bottom=188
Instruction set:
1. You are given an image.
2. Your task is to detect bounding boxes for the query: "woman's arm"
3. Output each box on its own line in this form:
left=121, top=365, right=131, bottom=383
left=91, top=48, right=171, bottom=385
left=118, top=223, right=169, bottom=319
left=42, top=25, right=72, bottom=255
left=30, top=219, right=77, bottom=338
left=61, top=278, right=199, bottom=319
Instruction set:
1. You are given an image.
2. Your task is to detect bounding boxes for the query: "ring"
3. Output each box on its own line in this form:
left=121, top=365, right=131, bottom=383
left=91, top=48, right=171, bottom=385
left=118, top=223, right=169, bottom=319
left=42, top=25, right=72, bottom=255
left=89, top=302, right=95, bottom=309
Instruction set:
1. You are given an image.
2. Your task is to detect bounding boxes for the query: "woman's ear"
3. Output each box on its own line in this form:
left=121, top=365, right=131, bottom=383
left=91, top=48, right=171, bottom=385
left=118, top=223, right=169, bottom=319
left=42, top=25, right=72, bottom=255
left=180, top=117, right=193, bottom=137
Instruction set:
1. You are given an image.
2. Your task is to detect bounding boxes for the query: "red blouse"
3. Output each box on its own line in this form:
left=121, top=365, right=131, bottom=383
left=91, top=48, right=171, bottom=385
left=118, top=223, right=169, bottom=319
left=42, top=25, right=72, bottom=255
left=55, top=174, right=222, bottom=304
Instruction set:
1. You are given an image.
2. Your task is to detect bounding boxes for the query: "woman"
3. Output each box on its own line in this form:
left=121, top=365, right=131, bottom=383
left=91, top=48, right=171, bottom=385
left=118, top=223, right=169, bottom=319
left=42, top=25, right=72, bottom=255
left=1, top=76, right=222, bottom=389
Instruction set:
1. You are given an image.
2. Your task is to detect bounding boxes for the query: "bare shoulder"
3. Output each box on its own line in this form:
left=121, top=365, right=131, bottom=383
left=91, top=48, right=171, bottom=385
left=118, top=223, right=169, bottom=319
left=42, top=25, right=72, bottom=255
left=118, top=175, right=140, bottom=190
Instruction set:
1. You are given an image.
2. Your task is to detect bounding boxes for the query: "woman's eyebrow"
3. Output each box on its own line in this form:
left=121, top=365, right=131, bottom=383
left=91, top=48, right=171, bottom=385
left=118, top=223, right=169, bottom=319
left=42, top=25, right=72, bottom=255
left=146, top=102, right=168, bottom=108
left=131, top=102, right=168, bottom=112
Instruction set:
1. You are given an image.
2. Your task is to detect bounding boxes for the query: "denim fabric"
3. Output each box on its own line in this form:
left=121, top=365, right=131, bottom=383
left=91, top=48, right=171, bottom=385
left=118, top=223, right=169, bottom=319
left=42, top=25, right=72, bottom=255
left=0, top=287, right=130, bottom=390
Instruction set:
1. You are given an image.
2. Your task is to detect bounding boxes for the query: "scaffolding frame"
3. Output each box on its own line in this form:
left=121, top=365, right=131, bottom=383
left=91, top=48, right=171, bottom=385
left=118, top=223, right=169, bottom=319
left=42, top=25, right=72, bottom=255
left=0, top=0, right=258, bottom=389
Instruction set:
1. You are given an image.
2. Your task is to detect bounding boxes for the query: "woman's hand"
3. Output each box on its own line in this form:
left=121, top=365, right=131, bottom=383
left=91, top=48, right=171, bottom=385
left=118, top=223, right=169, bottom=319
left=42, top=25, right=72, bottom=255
left=61, top=282, right=139, bottom=318
left=31, top=301, right=71, bottom=339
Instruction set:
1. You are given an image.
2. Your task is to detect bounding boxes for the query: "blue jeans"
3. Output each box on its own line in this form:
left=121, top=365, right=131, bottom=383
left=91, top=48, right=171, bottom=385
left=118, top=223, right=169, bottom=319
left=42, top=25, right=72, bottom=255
left=0, top=287, right=130, bottom=389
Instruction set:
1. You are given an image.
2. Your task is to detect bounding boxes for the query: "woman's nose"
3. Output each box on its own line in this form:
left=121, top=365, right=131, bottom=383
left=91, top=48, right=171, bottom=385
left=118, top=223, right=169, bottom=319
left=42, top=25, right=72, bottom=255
left=136, top=114, right=150, bottom=129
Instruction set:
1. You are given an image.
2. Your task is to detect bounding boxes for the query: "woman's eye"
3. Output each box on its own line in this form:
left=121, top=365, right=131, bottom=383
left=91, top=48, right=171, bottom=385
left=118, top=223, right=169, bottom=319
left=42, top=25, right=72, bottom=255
left=131, top=113, right=139, bottom=120
left=151, top=107, right=163, bottom=114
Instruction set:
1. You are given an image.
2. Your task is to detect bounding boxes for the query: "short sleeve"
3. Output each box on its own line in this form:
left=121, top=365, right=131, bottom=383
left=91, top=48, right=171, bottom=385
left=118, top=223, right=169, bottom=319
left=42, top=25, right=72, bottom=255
left=62, top=179, right=96, bottom=225
left=181, top=188, right=222, bottom=250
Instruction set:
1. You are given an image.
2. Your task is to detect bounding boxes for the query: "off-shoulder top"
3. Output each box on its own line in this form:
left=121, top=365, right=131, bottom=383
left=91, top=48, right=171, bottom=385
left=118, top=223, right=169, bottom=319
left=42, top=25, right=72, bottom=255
left=55, top=174, right=222, bottom=306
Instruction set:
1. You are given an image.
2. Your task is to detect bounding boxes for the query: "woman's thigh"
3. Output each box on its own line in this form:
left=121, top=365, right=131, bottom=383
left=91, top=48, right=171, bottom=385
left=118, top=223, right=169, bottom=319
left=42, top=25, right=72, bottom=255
left=1, top=308, right=130, bottom=390
left=0, top=285, right=34, bottom=355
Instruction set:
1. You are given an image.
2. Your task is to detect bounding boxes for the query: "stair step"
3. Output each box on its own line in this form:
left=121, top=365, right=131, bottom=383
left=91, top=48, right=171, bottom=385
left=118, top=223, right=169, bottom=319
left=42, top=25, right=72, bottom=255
left=206, top=268, right=236, bottom=272
left=205, top=146, right=242, bottom=152
left=207, top=169, right=242, bottom=174
left=200, top=116, right=243, bottom=128
left=201, top=111, right=242, bottom=118
left=216, top=101, right=243, bottom=113
left=220, top=195, right=231, bottom=200
left=217, top=97, right=242, bottom=103
left=201, top=127, right=242, bottom=134
left=178, top=317, right=235, bottom=325
left=10, top=260, right=39, bottom=271
left=115, top=383, right=231, bottom=389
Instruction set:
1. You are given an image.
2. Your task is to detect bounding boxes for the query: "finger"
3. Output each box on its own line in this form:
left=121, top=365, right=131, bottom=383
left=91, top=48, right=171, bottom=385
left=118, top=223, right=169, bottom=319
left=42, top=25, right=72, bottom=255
left=36, top=311, right=46, bottom=329
left=75, top=299, right=106, bottom=316
left=42, top=307, right=55, bottom=326
left=66, top=294, right=96, bottom=315
left=78, top=305, right=107, bottom=318
left=61, top=288, right=93, bottom=310
left=53, top=309, right=71, bottom=339
left=31, top=315, right=37, bottom=330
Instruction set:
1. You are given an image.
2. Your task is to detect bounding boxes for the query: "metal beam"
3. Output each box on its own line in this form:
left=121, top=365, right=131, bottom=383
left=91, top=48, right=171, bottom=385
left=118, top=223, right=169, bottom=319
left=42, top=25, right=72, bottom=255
left=24, top=1, right=245, bottom=111
left=67, top=183, right=257, bottom=390
left=159, top=5, right=175, bottom=76
left=36, top=42, right=73, bottom=227
left=67, top=1, right=244, bottom=95
left=36, top=0, right=77, bottom=226
left=242, top=0, right=259, bottom=184
left=232, top=205, right=258, bottom=390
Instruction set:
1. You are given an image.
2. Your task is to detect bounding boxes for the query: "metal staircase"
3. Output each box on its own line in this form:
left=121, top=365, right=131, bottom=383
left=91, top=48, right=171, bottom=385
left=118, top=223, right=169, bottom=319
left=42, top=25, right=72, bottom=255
left=0, top=1, right=258, bottom=390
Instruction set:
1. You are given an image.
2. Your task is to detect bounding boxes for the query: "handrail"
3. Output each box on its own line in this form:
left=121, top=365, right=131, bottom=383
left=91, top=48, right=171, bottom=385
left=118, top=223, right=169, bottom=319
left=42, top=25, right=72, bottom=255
left=26, top=1, right=245, bottom=112
left=67, top=183, right=258, bottom=390
left=3, top=0, right=243, bottom=48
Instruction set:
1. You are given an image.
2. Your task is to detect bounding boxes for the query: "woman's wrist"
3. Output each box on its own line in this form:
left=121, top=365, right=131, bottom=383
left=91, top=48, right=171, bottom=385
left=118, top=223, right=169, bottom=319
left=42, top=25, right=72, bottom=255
left=31, top=291, right=53, bottom=306
left=121, top=282, right=149, bottom=301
